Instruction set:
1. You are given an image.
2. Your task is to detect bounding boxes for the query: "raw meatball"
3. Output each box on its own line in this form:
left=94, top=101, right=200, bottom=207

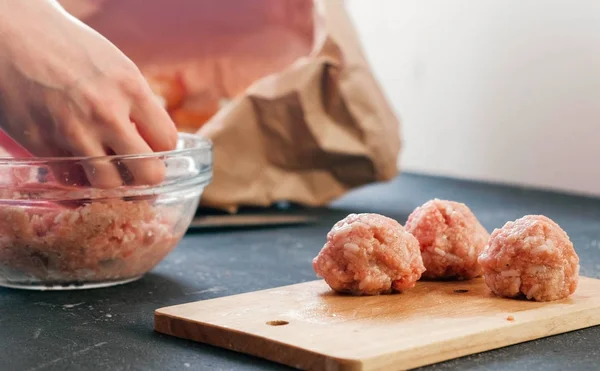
left=478, top=215, right=580, bottom=302
left=405, top=199, right=489, bottom=280
left=312, top=213, right=425, bottom=295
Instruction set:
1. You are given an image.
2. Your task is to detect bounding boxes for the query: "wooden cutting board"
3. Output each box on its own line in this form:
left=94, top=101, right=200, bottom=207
left=189, top=214, right=316, bottom=230
left=154, top=276, right=600, bottom=371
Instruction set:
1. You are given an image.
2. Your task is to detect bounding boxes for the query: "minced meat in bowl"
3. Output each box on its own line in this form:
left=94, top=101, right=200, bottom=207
left=0, top=133, right=212, bottom=290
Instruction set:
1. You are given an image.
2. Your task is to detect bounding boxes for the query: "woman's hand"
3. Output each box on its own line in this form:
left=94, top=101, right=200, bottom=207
left=0, top=0, right=178, bottom=188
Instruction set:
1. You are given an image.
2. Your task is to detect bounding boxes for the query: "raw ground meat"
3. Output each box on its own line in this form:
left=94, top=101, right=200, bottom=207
left=0, top=199, right=183, bottom=285
left=312, top=213, right=425, bottom=295
left=478, top=215, right=580, bottom=302
left=405, top=199, right=489, bottom=280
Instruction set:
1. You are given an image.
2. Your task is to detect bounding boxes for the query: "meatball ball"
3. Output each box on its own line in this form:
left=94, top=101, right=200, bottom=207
left=405, top=199, right=489, bottom=280
left=478, top=215, right=580, bottom=302
left=312, top=213, right=425, bottom=295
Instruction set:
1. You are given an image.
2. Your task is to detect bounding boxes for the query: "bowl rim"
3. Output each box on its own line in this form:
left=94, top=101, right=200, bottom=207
left=0, top=133, right=212, bottom=164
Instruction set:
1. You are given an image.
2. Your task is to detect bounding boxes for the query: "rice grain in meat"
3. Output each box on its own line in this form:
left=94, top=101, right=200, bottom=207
left=405, top=199, right=489, bottom=280
left=312, top=213, right=425, bottom=295
left=478, top=215, right=579, bottom=302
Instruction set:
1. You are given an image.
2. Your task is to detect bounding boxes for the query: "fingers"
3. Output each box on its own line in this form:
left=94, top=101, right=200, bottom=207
left=55, top=107, right=169, bottom=188
left=105, top=123, right=168, bottom=186
left=44, top=75, right=175, bottom=188
left=129, top=83, right=179, bottom=153
left=59, top=128, right=124, bottom=189
left=49, top=160, right=90, bottom=187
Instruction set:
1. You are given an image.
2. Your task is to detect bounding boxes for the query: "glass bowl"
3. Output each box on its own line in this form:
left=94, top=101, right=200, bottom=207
left=0, top=133, right=212, bottom=290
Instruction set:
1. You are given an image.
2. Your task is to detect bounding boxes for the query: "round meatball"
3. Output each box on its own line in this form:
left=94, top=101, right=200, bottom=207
left=312, top=213, right=425, bottom=295
left=478, top=215, right=580, bottom=302
left=405, top=199, right=489, bottom=280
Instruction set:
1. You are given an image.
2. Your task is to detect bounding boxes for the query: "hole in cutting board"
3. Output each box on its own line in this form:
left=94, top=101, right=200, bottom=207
left=266, top=320, right=289, bottom=326
left=454, top=289, right=469, bottom=293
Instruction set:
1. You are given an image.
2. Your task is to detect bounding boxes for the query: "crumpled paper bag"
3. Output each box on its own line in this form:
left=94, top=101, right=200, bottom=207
left=59, top=0, right=402, bottom=212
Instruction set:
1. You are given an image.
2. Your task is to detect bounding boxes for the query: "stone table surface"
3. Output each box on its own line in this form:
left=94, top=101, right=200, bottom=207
left=2, top=173, right=600, bottom=371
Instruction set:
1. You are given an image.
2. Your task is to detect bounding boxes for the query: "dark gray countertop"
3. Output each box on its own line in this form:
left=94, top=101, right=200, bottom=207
left=2, top=173, right=600, bottom=371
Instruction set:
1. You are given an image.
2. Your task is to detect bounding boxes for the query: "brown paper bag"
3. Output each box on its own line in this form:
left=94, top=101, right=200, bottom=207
left=59, top=0, right=402, bottom=212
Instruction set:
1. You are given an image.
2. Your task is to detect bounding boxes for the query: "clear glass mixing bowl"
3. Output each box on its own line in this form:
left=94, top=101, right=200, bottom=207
left=0, top=133, right=212, bottom=290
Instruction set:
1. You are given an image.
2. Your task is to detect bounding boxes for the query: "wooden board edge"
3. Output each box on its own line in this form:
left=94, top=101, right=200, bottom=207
left=154, top=280, right=326, bottom=313
left=154, top=276, right=600, bottom=313
left=189, top=215, right=318, bottom=229
left=362, top=305, right=600, bottom=370
left=154, top=311, right=364, bottom=371
left=153, top=302, right=600, bottom=371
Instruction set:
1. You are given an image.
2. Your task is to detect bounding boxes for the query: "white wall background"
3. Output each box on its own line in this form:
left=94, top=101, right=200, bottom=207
left=346, top=0, right=600, bottom=197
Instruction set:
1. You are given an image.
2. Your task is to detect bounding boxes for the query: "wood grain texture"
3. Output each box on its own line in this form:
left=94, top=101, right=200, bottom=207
left=154, top=276, right=600, bottom=371
left=189, top=215, right=315, bottom=229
